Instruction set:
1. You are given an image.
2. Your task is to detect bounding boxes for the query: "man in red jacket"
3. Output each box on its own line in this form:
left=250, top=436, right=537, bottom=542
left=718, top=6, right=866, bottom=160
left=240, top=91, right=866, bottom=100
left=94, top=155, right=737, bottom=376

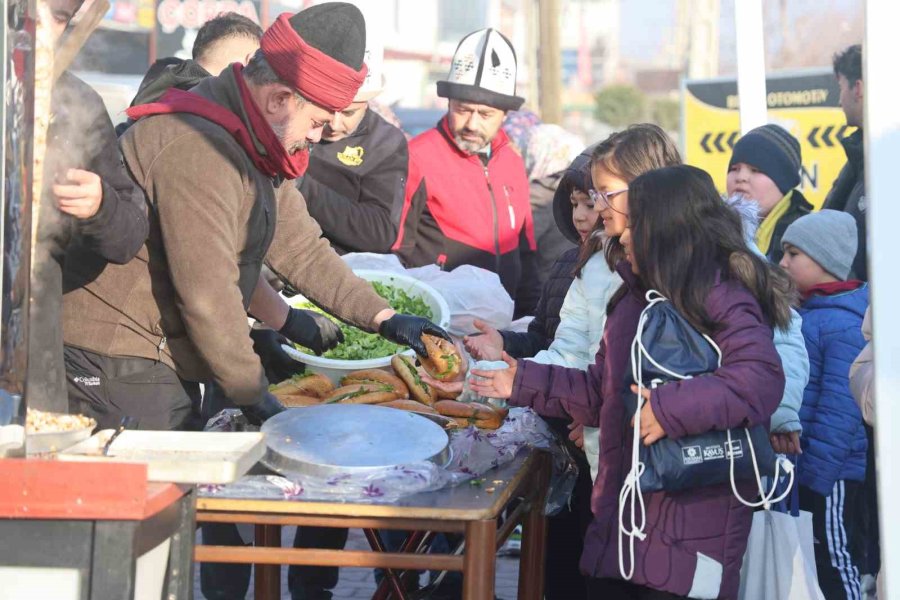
left=393, top=28, right=539, bottom=317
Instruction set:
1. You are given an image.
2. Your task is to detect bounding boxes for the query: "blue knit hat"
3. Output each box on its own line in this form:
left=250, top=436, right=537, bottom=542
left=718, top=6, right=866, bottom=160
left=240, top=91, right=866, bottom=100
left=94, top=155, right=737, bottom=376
left=781, top=210, right=858, bottom=281
left=729, top=124, right=802, bottom=194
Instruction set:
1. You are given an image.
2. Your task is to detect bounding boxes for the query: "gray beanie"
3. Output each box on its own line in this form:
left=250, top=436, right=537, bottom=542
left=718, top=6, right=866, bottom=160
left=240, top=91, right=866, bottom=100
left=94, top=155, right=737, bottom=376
left=781, top=210, right=858, bottom=280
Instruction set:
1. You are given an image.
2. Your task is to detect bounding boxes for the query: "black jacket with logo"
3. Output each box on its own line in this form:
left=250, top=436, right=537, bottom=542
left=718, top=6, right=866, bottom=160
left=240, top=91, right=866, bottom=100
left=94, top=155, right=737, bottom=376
left=298, top=109, right=408, bottom=254
left=30, top=72, right=147, bottom=411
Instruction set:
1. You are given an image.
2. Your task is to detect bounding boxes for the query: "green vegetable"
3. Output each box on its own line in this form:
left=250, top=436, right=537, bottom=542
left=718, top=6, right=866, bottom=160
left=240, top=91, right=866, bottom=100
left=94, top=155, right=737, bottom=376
left=325, top=384, right=391, bottom=403
left=437, top=353, right=458, bottom=378
left=293, top=281, right=434, bottom=361
left=268, top=371, right=313, bottom=391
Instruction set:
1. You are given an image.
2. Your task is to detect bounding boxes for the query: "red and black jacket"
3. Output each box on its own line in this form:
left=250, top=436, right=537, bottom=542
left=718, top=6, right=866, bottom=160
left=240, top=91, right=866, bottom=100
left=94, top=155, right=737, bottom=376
left=393, top=117, right=539, bottom=317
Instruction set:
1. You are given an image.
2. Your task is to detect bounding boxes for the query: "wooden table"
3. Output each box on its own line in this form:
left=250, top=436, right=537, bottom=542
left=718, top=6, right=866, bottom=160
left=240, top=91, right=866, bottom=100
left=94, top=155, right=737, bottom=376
left=194, top=448, right=552, bottom=600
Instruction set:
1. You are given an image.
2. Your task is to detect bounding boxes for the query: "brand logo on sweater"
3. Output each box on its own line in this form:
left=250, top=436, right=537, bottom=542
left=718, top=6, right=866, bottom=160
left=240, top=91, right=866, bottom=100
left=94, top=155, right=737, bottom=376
left=337, top=145, right=364, bottom=167
left=73, top=376, right=101, bottom=387
left=682, top=446, right=703, bottom=465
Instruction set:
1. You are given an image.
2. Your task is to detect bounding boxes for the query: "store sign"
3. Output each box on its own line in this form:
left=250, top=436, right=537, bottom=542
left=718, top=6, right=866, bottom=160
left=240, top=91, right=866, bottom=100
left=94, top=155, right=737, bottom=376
left=683, top=70, right=853, bottom=209
left=156, top=0, right=261, bottom=59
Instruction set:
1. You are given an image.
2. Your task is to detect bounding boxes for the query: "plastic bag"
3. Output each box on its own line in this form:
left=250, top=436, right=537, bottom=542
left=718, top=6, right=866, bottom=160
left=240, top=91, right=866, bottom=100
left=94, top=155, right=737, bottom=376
left=739, top=484, right=825, bottom=600
left=340, top=252, right=406, bottom=273
left=201, top=408, right=575, bottom=513
left=406, top=265, right=514, bottom=336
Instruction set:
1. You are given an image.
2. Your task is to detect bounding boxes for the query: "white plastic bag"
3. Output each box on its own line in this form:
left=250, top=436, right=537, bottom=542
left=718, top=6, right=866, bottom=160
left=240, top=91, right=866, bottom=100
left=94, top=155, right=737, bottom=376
left=738, top=490, right=825, bottom=600
left=406, top=265, right=514, bottom=336
left=340, top=252, right=406, bottom=273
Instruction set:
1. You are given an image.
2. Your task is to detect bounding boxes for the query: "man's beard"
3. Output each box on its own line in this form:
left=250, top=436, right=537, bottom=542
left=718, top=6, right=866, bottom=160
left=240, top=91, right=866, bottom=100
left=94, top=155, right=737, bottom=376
left=271, top=121, right=309, bottom=155
left=453, top=129, right=490, bottom=154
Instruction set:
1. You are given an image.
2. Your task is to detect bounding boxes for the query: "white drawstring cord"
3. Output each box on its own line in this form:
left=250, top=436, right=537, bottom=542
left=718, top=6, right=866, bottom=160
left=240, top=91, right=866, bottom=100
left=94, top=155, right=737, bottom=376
left=619, top=291, right=666, bottom=580
left=617, top=290, right=794, bottom=580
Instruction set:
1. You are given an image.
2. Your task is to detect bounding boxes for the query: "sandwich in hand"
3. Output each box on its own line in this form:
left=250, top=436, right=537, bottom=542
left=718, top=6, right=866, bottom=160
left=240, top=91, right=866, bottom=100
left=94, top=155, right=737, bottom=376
left=419, top=334, right=462, bottom=381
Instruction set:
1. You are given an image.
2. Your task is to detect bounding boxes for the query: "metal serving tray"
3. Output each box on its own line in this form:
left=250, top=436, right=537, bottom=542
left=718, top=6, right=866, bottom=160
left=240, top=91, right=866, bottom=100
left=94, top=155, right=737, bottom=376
left=261, top=404, right=451, bottom=478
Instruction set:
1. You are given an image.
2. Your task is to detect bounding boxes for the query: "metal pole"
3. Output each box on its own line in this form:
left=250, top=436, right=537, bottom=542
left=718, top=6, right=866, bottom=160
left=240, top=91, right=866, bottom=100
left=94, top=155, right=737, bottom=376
left=0, top=0, right=35, bottom=457
left=733, top=0, right=767, bottom=132
left=538, top=0, right=561, bottom=124
left=865, top=1, right=898, bottom=596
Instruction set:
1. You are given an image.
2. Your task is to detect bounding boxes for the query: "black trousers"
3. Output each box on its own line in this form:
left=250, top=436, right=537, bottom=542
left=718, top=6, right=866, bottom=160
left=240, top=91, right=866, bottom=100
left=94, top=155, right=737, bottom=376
left=64, top=345, right=199, bottom=431
left=586, top=578, right=687, bottom=599
left=800, top=481, right=864, bottom=600
left=201, top=382, right=348, bottom=600
left=544, top=417, right=594, bottom=600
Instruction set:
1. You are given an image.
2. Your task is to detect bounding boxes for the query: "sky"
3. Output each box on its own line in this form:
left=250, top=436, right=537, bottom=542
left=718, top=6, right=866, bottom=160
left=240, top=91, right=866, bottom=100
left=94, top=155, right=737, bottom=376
left=618, top=0, right=862, bottom=73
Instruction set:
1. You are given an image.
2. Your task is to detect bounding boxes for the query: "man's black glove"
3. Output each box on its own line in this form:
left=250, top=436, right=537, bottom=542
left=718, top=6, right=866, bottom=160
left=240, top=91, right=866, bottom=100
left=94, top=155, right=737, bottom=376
left=249, top=328, right=305, bottom=384
left=279, top=308, right=343, bottom=356
left=241, top=392, right=286, bottom=426
left=378, top=314, right=451, bottom=358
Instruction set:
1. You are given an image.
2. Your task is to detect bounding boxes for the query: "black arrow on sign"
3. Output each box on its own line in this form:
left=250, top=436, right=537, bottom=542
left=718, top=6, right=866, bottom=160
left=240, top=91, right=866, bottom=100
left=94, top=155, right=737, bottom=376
left=713, top=132, right=726, bottom=153
left=701, top=133, right=713, bottom=153
left=727, top=131, right=739, bottom=149
left=837, top=125, right=849, bottom=141
left=807, top=126, right=821, bottom=149
left=821, top=125, right=835, bottom=147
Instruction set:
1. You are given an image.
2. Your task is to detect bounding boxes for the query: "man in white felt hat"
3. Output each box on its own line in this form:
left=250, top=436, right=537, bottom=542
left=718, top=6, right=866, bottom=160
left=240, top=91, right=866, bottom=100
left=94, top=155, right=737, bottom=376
left=298, top=28, right=410, bottom=254
left=392, top=28, right=540, bottom=318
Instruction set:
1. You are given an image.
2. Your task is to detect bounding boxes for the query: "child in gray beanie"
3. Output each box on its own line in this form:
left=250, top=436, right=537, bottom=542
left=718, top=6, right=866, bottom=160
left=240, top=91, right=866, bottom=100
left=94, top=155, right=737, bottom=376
left=780, top=209, right=858, bottom=285
left=778, top=208, right=869, bottom=600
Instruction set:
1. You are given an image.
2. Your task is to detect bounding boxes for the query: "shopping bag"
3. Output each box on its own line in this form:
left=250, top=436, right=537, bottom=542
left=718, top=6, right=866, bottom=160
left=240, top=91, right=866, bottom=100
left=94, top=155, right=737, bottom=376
left=738, top=483, right=825, bottom=600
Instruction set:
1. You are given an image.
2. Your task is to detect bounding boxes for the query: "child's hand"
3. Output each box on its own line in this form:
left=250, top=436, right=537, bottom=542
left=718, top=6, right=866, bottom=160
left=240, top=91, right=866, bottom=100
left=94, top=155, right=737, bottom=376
left=568, top=422, right=585, bottom=448
left=468, top=352, right=517, bottom=399
left=630, top=385, right=666, bottom=446
left=464, top=319, right=504, bottom=361
left=420, top=372, right=464, bottom=395
left=53, top=169, right=103, bottom=219
left=769, top=431, right=802, bottom=455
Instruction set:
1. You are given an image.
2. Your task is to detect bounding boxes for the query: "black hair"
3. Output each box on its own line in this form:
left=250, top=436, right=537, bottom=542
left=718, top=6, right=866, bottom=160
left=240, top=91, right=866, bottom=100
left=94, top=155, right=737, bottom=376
left=833, top=44, right=862, bottom=84
left=192, top=12, right=263, bottom=61
left=625, top=165, right=794, bottom=333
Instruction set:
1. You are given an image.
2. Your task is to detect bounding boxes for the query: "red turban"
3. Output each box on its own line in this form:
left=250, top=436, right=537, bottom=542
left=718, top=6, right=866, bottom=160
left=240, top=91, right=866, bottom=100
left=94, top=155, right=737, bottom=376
left=260, top=13, right=368, bottom=112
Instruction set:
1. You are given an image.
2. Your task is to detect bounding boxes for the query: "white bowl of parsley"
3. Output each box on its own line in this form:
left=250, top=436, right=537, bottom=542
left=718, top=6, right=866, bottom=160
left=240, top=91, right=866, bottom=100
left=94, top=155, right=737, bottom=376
left=281, top=270, right=451, bottom=384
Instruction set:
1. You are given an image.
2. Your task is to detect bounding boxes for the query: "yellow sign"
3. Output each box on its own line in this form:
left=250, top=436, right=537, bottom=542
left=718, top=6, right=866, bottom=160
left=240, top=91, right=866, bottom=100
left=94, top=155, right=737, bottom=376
left=683, top=70, right=855, bottom=209
left=336, top=145, right=365, bottom=167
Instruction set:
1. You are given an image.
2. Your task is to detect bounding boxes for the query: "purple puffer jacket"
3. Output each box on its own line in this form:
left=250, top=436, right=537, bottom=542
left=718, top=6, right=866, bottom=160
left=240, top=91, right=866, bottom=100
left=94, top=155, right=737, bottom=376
left=510, top=263, right=785, bottom=599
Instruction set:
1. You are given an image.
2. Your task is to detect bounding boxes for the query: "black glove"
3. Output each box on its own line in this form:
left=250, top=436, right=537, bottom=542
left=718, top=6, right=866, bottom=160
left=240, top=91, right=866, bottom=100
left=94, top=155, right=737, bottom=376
left=279, top=308, right=344, bottom=356
left=241, top=392, right=286, bottom=426
left=249, top=328, right=305, bottom=384
left=378, top=314, right=451, bottom=358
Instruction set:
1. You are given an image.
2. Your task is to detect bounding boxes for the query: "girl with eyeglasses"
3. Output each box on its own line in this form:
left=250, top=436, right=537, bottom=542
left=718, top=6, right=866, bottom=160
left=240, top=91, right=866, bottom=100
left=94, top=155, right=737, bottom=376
left=471, top=165, right=792, bottom=599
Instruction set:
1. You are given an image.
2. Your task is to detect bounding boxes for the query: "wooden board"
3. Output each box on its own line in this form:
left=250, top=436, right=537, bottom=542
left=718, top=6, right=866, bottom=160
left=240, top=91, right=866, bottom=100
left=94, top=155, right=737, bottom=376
left=0, top=460, right=150, bottom=519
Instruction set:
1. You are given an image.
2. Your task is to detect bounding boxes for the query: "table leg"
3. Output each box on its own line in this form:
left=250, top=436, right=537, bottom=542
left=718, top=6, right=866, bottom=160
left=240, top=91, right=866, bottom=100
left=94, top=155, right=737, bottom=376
left=365, top=528, right=409, bottom=600
left=518, top=454, right=551, bottom=600
left=254, top=523, right=282, bottom=600
left=462, top=520, right=496, bottom=600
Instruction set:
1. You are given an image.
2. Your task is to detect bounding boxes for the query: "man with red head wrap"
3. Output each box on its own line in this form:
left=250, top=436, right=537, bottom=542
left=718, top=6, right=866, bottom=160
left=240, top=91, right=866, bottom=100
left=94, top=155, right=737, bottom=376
left=62, top=2, right=448, bottom=429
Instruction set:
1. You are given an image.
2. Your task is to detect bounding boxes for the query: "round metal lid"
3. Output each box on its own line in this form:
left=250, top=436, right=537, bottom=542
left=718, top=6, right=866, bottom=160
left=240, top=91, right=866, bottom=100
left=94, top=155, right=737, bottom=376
left=260, top=404, right=450, bottom=477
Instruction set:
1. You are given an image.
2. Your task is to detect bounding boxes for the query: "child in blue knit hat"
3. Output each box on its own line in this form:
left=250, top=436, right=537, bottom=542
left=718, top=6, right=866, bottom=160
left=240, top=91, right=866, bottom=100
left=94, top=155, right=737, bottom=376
left=780, top=209, right=868, bottom=600
left=727, top=124, right=813, bottom=263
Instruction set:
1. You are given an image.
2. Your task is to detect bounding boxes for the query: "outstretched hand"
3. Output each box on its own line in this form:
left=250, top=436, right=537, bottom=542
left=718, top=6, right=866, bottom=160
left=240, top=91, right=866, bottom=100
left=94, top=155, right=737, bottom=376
left=467, top=352, right=517, bottom=399
left=464, top=319, right=504, bottom=361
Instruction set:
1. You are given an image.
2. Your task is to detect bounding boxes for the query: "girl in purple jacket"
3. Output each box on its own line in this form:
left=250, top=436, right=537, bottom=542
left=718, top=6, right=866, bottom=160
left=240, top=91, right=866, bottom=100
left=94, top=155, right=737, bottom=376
left=471, top=165, right=792, bottom=599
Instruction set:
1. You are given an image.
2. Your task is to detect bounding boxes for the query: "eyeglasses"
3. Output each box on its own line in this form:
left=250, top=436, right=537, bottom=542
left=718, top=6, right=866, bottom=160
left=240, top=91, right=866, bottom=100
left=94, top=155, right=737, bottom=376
left=588, top=188, right=629, bottom=210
